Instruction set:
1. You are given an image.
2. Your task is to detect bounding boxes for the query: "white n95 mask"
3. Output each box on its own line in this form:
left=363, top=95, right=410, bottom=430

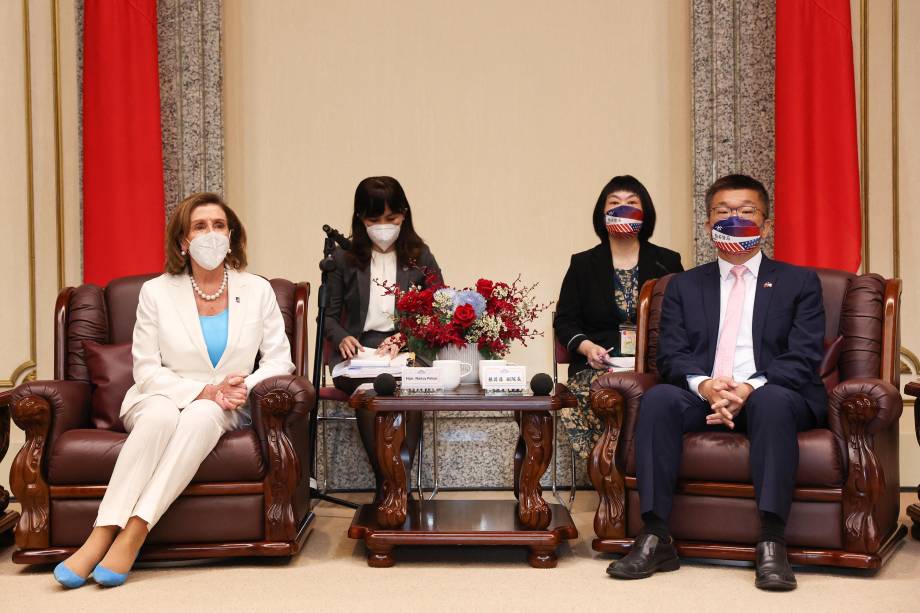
left=366, top=223, right=400, bottom=251
left=188, top=232, right=230, bottom=270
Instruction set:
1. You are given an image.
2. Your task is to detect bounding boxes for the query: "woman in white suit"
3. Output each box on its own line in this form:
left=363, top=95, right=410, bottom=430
left=54, top=193, right=294, bottom=588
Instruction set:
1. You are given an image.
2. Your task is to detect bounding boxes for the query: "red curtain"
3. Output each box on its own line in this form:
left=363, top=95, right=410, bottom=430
left=83, top=0, right=164, bottom=285
left=774, top=0, right=861, bottom=272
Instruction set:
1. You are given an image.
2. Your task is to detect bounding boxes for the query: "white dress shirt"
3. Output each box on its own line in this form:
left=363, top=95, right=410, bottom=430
left=687, top=250, right=767, bottom=398
left=363, top=249, right=398, bottom=332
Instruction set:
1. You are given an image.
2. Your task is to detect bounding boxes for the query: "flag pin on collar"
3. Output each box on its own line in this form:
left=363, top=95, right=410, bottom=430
left=763, top=282, right=773, bottom=288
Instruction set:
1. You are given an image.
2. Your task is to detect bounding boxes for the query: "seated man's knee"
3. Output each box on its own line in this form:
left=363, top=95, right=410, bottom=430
left=745, top=385, right=799, bottom=426
left=640, top=384, right=686, bottom=420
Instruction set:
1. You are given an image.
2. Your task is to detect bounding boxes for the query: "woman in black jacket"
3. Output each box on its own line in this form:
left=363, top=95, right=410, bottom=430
left=554, top=175, right=683, bottom=458
left=324, top=176, right=442, bottom=493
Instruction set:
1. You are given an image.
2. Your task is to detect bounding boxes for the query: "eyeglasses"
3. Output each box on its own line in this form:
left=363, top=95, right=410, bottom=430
left=708, top=205, right=764, bottom=220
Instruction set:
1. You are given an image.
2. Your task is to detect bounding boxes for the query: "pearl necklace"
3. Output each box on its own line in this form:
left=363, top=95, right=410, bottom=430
left=190, top=268, right=228, bottom=301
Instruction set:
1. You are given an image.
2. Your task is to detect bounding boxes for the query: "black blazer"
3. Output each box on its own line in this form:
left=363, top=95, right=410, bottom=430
left=554, top=241, right=683, bottom=377
left=657, top=256, right=827, bottom=421
left=323, top=246, right=442, bottom=368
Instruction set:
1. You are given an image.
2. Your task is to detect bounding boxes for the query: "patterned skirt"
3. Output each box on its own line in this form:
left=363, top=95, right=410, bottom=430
left=560, top=367, right=607, bottom=460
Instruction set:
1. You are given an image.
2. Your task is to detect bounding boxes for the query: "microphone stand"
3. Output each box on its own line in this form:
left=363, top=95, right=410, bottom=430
left=309, top=235, right=360, bottom=509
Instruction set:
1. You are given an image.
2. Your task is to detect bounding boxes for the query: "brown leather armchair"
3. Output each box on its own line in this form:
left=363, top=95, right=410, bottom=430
left=902, top=382, right=920, bottom=539
left=1, top=390, right=20, bottom=540
left=7, top=273, right=316, bottom=564
left=588, top=269, right=906, bottom=570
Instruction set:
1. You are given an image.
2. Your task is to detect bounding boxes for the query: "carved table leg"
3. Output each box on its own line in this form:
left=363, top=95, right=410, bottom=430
left=516, top=410, right=553, bottom=530
left=528, top=546, right=558, bottom=568
left=588, top=389, right=626, bottom=539
left=375, top=411, right=408, bottom=528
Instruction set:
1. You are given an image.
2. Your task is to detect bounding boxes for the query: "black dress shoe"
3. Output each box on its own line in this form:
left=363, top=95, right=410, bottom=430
left=607, top=533, right=680, bottom=579
left=755, top=540, right=797, bottom=591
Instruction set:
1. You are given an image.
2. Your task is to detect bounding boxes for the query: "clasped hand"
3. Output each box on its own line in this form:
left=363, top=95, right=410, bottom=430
left=700, top=376, right=754, bottom=429
left=199, top=373, right=248, bottom=410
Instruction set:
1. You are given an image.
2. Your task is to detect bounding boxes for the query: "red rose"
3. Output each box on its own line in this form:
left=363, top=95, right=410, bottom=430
left=476, top=278, right=494, bottom=298
left=452, top=303, right=477, bottom=328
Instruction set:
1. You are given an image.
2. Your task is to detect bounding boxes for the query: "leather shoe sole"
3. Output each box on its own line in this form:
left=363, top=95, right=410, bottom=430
left=755, top=574, right=797, bottom=591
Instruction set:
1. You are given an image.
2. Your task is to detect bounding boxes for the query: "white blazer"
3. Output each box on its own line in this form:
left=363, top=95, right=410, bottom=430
left=121, top=270, right=295, bottom=415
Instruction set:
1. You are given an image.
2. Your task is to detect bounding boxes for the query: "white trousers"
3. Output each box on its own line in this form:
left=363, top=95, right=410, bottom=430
left=95, top=395, right=241, bottom=529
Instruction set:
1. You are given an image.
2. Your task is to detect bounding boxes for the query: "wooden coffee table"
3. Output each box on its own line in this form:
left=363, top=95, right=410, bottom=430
left=347, top=383, right=578, bottom=568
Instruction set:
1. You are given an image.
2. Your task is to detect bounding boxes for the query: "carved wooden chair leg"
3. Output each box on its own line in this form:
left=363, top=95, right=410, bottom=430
left=588, top=389, right=626, bottom=541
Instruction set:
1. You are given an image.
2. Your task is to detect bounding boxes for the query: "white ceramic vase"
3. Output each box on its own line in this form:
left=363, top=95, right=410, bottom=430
left=435, top=344, right=481, bottom=384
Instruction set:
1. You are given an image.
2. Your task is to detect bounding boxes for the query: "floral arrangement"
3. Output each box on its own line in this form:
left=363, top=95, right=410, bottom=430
left=382, top=271, right=551, bottom=360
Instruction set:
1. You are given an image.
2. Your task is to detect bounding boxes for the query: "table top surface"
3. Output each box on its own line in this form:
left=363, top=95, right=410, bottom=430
left=348, top=382, right=576, bottom=412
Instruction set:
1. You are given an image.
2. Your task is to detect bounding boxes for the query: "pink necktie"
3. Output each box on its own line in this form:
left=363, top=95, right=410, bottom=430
left=713, top=265, right=748, bottom=379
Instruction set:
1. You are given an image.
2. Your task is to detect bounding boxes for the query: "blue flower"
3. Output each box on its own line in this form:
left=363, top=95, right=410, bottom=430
left=453, top=290, right=487, bottom=316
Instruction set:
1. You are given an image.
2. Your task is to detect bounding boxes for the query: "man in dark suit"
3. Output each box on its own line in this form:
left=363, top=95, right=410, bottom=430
left=608, top=174, right=826, bottom=591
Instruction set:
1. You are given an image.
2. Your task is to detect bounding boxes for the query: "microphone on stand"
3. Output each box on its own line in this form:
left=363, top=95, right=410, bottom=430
left=322, top=224, right=352, bottom=251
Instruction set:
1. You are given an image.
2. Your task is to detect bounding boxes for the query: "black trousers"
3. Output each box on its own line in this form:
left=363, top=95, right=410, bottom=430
left=635, top=383, right=816, bottom=524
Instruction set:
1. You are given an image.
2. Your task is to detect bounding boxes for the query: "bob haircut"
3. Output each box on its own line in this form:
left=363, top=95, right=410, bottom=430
left=591, top=175, right=657, bottom=243
left=165, top=192, right=247, bottom=275
left=348, top=176, right=428, bottom=269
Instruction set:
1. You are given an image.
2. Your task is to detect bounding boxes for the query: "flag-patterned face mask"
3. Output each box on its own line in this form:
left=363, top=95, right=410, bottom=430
left=605, top=205, right=644, bottom=237
left=711, top=216, right=762, bottom=254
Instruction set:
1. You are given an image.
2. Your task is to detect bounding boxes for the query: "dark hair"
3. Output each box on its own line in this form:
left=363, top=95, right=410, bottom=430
left=704, top=174, right=771, bottom=218
left=592, top=175, right=657, bottom=243
left=165, top=192, right=247, bottom=275
left=347, top=176, right=428, bottom=268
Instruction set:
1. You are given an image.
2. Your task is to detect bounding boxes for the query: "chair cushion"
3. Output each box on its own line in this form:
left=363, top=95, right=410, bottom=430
left=625, top=428, right=844, bottom=487
left=83, top=341, right=133, bottom=432
left=47, top=428, right=266, bottom=485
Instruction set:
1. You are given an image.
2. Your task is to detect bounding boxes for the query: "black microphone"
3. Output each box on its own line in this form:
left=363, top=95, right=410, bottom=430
left=530, top=373, right=554, bottom=396
left=322, top=224, right=352, bottom=251
left=373, top=373, right=397, bottom=396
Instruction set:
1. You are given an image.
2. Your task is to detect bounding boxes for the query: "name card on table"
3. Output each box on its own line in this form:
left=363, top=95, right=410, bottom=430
left=400, top=367, right=443, bottom=392
left=481, top=365, right=527, bottom=392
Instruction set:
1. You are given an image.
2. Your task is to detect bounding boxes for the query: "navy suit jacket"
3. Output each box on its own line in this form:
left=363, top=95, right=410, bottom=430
left=656, top=255, right=827, bottom=421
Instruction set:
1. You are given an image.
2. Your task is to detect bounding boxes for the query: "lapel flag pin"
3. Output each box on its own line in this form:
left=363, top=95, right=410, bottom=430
left=763, top=282, right=773, bottom=288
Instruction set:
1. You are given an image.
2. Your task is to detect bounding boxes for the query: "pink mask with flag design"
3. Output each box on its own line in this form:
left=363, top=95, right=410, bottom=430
left=711, top=217, right=762, bottom=255
left=605, top=205, right=643, bottom=238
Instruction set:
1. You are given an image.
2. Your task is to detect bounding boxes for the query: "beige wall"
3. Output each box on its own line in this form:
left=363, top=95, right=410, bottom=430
left=224, top=0, right=693, bottom=378
left=1, top=0, right=81, bottom=494
left=851, top=0, right=920, bottom=484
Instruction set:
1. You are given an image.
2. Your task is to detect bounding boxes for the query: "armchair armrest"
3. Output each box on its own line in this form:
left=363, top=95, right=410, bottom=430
left=7, top=380, right=90, bottom=549
left=250, top=374, right=315, bottom=541
left=587, top=372, right=659, bottom=539
left=827, top=377, right=903, bottom=554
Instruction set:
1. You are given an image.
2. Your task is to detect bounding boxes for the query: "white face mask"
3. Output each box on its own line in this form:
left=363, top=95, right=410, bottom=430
left=366, top=223, right=400, bottom=251
left=187, top=231, right=230, bottom=270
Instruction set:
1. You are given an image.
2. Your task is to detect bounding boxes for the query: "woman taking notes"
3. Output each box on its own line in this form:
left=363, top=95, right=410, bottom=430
left=54, top=193, right=294, bottom=588
left=325, top=176, right=442, bottom=494
left=554, top=175, right=683, bottom=459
